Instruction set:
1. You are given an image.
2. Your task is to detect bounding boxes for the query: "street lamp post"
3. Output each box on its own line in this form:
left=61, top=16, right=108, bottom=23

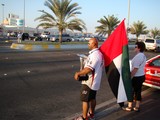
left=127, top=0, right=130, bottom=29
left=1, top=4, right=5, bottom=25
left=1, top=4, right=5, bottom=37
left=23, top=0, right=25, bottom=33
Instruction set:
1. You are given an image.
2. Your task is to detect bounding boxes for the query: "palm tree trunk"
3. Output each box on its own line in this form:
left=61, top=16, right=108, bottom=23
left=59, top=30, right=63, bottom=44
left=136, top=35, right=139, bottom=42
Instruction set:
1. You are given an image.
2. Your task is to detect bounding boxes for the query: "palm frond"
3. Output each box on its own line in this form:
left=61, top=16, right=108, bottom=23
left=130, top=20, right=148, bottom=39
left=95, top=15, right=120, bottom=36
left=35, top=0, right=85, bottom=32
left=35, top=0, right=86, bottom=43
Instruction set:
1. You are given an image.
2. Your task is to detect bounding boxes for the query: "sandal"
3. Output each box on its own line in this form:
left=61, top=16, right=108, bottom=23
left=88, top=112, right=95, bottom=120
left=122, top=107, right=132, bottom=111
left=73, top=116, right=88, bottom=120
left=133, top=107, right=140, bottom=112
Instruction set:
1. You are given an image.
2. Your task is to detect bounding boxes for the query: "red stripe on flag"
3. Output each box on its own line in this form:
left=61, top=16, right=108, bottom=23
left=99, top=19, right=128, bottom=66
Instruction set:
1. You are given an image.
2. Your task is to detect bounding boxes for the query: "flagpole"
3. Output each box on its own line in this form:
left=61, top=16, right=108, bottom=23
left=127, top=0, right=130, bottom=29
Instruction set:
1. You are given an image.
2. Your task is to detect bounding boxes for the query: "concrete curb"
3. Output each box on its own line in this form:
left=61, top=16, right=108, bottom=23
left=10, top=43, right=60, bottom=51
left=64, top=98, right=117, bottom=120
left=10, top=43, right=88, bottom=51
left=64, top=88, right=153, bottom=120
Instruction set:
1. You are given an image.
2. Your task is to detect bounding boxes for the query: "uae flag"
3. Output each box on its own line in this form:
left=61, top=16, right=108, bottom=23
left=99, top=19, right=133, bottom=103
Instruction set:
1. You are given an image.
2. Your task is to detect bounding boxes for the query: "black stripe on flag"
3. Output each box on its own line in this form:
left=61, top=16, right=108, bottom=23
left=105, top=61, right=120, bottom=98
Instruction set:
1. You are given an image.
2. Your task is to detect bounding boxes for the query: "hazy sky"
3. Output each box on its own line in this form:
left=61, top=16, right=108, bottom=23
left=0, top=0, right=159, bottom=33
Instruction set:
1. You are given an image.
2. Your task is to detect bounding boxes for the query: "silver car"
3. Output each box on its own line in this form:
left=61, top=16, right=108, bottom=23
left=71, top=36, right=86, bottom=42
left=51, top=34, right=72, bottom=42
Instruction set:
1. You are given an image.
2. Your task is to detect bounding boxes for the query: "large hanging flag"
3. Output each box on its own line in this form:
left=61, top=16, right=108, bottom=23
left=99, top=19, right=133, bottom=103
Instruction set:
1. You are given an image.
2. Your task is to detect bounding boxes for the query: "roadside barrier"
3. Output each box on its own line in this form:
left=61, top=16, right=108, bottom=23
left=10, top=43, right=87, bottom=51
left=10, top=43, right=61, bottom=50
left=10, top=43, right=134, bottom=51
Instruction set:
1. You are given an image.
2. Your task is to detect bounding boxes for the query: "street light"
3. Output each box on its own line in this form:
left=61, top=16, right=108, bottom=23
left=1, top=4, right=5, bottom=25
left=1, top=4, right=5, bottom=37
left=127, top=0, right=130, bottom=28
left=23, top=0, right=25, bottom=33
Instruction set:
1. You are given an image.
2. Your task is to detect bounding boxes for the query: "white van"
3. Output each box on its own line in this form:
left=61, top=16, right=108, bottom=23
left=144, top=38, right=160, bottom=52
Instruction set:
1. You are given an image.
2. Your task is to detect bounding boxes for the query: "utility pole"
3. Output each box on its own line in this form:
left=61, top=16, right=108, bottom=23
left=127, top=0, right=130, bottom=29
left=1, top=4, right=5, bottom=37
left=2, top=4, right=5, bottom=25
left=23, top=0, right=25, bottom=33
left=127, top=0, right=131, bottom=38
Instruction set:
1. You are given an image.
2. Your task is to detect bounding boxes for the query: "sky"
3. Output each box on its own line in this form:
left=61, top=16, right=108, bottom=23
left=0, top=0, right=160, bottom=34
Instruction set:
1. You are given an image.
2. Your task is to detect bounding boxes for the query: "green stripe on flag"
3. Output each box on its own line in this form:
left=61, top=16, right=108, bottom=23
left=122, top=45, right=133, bottom=101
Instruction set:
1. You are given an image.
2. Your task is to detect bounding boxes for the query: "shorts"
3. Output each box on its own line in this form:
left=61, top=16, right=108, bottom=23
left=80, top=84, right=97, bottom=102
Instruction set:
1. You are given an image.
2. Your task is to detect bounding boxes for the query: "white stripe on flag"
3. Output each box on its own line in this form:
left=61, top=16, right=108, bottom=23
left=113, top=54, right=127, bottom=103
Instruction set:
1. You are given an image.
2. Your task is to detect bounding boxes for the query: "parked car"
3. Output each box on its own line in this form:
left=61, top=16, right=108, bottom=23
left=71, top=36, right=86, bottom=42
left=95, top=36, right=107, bottom=41
left=34, top=36, right=42, bottom=41
left=29, top=33, right=42, bottom=41
left=144, top=38, right=160, bottom=52
left=51, top=34, right=72, bottom=42
left=40, top=32, right=50, bottom=41
left=10, top=32, right=18, bottom=37
left=143, top=55, right=160, bottom=89
left=21, top=33, right=29, bottom=40
left=84, top=37, right=93, bottom=41
left=49, top=35, right=55, bottom=41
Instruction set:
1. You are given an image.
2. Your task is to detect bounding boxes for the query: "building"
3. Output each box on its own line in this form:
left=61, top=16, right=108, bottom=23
left=0, top=13, right=89, bottom=37
left=2, top=13, right=20, bottom=26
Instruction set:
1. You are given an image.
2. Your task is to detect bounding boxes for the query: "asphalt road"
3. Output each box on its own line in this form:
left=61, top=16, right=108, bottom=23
left=0, top=41, right=159, bottom=120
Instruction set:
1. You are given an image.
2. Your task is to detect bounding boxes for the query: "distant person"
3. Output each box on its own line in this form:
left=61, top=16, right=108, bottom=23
left=74, top=38, right=104, bottom=120
left=17, top=32, right=22, bottom=43
left=123, top=42, right=146, bottom=112
left=7, top=32, right=10, bottom=40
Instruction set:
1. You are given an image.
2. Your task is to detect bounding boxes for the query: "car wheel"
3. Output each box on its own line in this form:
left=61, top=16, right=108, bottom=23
left=55, top=39, right=59, bottom=42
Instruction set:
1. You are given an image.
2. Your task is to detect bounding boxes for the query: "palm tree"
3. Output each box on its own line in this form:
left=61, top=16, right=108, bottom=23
left=150, top=27, right=160, bottom=38
left=130, top=20, right=148, bottom=41
left=35, top=0, right=86, bottom=43
left=95, top=15, right=120, bottom=37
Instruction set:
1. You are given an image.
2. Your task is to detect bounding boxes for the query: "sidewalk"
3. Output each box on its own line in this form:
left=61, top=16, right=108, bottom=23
left=65, top=88, right=160, bottom=120
left=99, top=88, right=160, bottom=120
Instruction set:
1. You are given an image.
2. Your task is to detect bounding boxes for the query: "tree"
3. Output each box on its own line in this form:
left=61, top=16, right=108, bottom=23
left=150, top=27, right=160, bottom=38
left=130, top=20, right=148, bottom=40
left=35, top=0, right=86, bottom=43
left=95, top=15, right=120, bottom=37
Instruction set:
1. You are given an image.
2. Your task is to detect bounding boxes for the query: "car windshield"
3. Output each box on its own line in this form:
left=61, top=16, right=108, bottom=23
left=63, top=34, right=70, bottom=37
left=145, top=39, right=154, bottom=43
left=55, top=34, right=70, bottom=37
left=151, top=58, right=160, bottom=67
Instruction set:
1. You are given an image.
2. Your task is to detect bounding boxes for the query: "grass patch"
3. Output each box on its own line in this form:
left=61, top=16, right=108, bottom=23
left=17, top=40, right=134, bottom=45
left=19, top=41, right=104, bottom=45
left=20, top=41, right=87, bottom=45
